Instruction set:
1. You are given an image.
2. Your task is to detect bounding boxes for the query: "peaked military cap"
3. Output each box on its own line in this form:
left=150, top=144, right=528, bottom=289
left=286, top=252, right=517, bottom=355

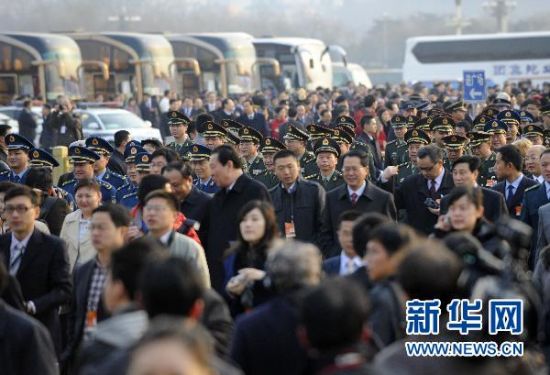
left=472, top=114, right=492, bottom=132
left=444, top=101, right=466, bottom=113
left=238, top=126, right=263, bottom=144
left=203, top=121, right=228, bottom=138
left=124, top=144, right=146, bottom=163
left=135, top=152, right=152, bottom=172
left=335, top=115, right=356, bottom=129
left=404, top=129, right=430, bottom=145
left=540, top=104, right=550, bottom=116
left=86, top=136, right=114, bottom=155
left=414, top=117, right=433, bottom=132
left=189, top=144, right=211, bottom=161
left=391, top=115, right=408, bottom=128
left=167, top=111, right=191, bottom=126
left=29, top=148, right=59, bottom=168
left=314, top=137, right=340, bottom=158
left=468, top=131, right=491, bottom=147
left=225, top=131, right=240, bottom=145
left=441, top=134, right=467, bottom=149
left=284, top=125, right=309, bottom=142
left=260, top=137, right=286, bottom=154
left=430, top=116, right=456, bottom=132
left=519, top=111, right=535, bottom=123
left=497, top=110, right=520, bottom=125
left=333, top=127, right=354, bottom=144
left=306, top=124, right=334, bottom=140
left=221, top=119, right=244, bottom=132
left=481, top=106, right=499, bottom=118
left=69, top=146, right=100, bottom=163
left=483, top=119, right=507, bottom=134
left=524, top=124, right=544, bottom=138
left=5, top=133, right=33, bottom=150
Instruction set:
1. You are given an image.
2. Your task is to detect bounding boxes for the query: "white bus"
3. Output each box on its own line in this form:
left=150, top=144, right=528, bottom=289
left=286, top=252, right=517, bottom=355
left=253, top=37, right=333, bottom=91
left=403, top=32, right=550, bottom=87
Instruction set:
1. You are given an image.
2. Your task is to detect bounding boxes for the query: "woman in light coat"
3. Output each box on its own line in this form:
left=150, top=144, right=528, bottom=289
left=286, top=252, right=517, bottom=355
left=60, top=179, right=102, bottom=272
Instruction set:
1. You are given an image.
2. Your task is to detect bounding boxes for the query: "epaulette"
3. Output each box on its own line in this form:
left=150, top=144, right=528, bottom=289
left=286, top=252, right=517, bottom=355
left=122, top=192, right=137, bottom=199
left=386, top=139, right=397, bottom=145
left=60, top=179, right=74, bottom=187
left=304, top=174, right=318, bottom=180
left=109, top=171, right=126, bottom=179
left=525, top=184, right=541, bottom=193
left=0, top=170, right=9, bottom=176
left=397, top=162, right=409, bottom=168
left=100, top=180, right=113, bottom=190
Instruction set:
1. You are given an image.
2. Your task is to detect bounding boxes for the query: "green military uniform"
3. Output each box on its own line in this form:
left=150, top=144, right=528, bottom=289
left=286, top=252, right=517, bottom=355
left=254, top=136, right=286, bottom=190
left=396, top=161, right=417, bottom=185
left=238, top=126, right=266, bottom=177
left=468, top=131, right=497, bottom=188
left=166, top=138, right=193, bottom=161
left=305, top=137, right=345, bottom=192
left=385, top=115, right=408, bottom=167
left=441, top=134, right=468, bottom=171
left=299, top=151, right=318, bottom=176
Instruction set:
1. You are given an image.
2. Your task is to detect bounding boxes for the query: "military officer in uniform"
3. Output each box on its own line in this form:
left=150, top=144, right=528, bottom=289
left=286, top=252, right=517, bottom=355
left=395, top=129, right=430, bottom=186
left=119, top=152, right=151, bottom=209
left=497, top=109, right=521, bottom=144
left=544, top=129, right=550, bottom=148
left=384, top=115, right=408, bottom=167
left=283, top=124, right=317, bottom=176
left=523, top=124, right=544, bottom=146
left=189, top=144, right=219, bottom=195
left=472, top=114, right=492, bottom=132
left=60, top=146, right=116, bottom=203
left=254, top=137, right=286, bottom=190
left=306, top=123, right=334, bottom=147
left=116, top=143, right=146, bottom=201
left=413, top=117, right=433, bottom=140
left=220, top=119, right=243, bottom=134
left=469, top=131, right=497, bottom=188
left=166, top=110, right=193, bottom=160
left=203, top=121, right=228, bottom=150
left=0, top=134, right=34, bottom=183
left=238, top=126, right=266, bottom=177
left=28, top=148, right=76, bottom=209
left=441, top=134, right=468, bottom=171
left=484, top=119, right=508, bottom=151
left=519, top=110, right=535, bottom=130
left=305, top=137, right=344, bottom=192
left=429, top=116, right=455, bottom=147
left=85, top=136, right=128, bottom=190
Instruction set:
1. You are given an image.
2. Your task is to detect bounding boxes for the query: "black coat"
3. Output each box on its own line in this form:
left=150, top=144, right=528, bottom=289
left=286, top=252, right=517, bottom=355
left=230, top=293, right=308, bottom=375
left=321, top=182, right=397, bottom=257
left=493, top=175, right=537, bottom=218
left=62, top=259, right=109, bottom=366
left=51, top=112, right=82, bottom=146
left=18, top=108, right=37, bottom=144
left=40, top=195, right=71, bottom=236
left=180, top=186, right=212, bottom=224
left=199, top=173, right=271, bottom=293
left=108, top=150, right=126, bottom=176
left=440, top=186, right=508, bottom=224
left=0, top=299, right=58, bottom=375
left=395, top=170, right=455, bottom=235
left=269, top=178, right=326, bottom=246
left=0, top=229, right=71, bottom=354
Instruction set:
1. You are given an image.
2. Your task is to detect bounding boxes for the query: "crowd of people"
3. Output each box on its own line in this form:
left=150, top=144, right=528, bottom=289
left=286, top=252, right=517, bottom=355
left=2, top=79, right=550, bottom=374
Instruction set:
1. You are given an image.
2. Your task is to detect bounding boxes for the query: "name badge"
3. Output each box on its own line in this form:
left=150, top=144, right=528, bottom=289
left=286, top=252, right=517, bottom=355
left=284, top=221, right=296, bottom=238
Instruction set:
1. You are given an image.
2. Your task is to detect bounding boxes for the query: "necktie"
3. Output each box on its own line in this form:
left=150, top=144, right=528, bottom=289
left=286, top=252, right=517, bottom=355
left=429, top=179, right=437, bottom=198
left=350, top=192, right=358, bottom=205
left=10, top=243, right=24, bottom=276
left=506, top=185, right=515, bottom=207
left=13, top=175, right=20, bottom=184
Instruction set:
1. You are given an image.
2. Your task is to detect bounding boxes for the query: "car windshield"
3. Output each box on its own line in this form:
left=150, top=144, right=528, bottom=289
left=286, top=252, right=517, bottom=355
left=97, top=113, right=146, bottom=130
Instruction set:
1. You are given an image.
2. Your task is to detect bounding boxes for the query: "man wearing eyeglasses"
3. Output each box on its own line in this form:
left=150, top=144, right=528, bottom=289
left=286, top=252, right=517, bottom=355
left=0, top=185, right=71, bottom=357
left=395, top=144, right=455, bottom=235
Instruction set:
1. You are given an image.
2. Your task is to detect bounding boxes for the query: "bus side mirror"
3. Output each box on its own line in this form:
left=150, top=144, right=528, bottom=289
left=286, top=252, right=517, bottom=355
left=309, top=59, right=314, bottom=69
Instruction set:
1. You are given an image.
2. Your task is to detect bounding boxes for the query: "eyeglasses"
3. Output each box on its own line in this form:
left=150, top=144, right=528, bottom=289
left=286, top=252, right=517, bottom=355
left=5, top=205, right=33, bottom=214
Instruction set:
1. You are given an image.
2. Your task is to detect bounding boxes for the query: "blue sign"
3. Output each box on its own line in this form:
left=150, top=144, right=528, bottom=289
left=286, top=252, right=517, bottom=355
left=463, top=71, right=486, bottom=102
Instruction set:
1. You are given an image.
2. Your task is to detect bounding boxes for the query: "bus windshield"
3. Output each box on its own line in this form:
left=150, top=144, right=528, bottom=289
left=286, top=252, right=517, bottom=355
left=224, top=39, right=255, bottom=94
left=43, top=44, right=82, bottom=100
left=141, top=44, right=173, bottom=96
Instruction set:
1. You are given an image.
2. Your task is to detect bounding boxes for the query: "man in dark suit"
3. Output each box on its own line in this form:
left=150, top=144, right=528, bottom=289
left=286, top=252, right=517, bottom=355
left=109, top=130, right=130, bottom=176
left=520, top=148, right=550, bottom=267
left=198, top=145, right=271, bottom=293
left=163, top=161, right=211, bottom=224
left=395, top=144, right=454, bottom=235
left=237, top=99, right=269, bottom=137
left=493, top=144, right=537, bottom=219
left=17, top=99, right=37, bottom=145
left=0, top=260, right=58, bottom=375
left=440, top=155, right=507, bottom=223
left=62, top=203, right=131, bottom=370
left=269, top=149, right=326, bottom=246
left=357, top=114, right=383, bottom=169
left=322, top=210, right=363, bottom=276
left=321, top=150, right=397, bottom=257
left=0, top=185, right=71, bottom=355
